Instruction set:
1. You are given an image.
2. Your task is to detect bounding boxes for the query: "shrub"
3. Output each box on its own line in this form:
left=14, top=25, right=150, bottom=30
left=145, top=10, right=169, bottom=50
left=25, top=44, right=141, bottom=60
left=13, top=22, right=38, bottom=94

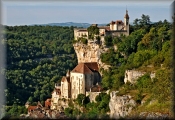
left=136, top=73, right=152, bottom=92
left=76, top=94, right=86, bottom=106
left=64, top=107, right=73, bottom=117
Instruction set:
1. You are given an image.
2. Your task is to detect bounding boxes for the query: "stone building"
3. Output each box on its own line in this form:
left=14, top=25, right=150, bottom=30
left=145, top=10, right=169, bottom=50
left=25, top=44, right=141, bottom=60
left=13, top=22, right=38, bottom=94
left=74, top=10, right=130, bottom=40
left=50, top=84, right=61, bottom=110
left=70, top=62, right=101, bottom=99
left=51, top=62, right=101, bottom=101
left=61, top=70, right=71, bottom=99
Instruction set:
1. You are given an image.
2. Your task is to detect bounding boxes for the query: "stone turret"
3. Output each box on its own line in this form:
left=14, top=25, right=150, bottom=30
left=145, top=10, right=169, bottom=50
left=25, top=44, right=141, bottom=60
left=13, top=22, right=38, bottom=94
left=66, top=70, right=70, bottom=78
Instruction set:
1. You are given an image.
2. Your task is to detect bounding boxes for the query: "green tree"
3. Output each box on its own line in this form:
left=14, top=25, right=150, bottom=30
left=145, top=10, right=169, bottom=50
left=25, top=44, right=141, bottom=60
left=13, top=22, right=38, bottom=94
left=87, top=25, right=99, bottom=40
left=76, top=94, right=86, bottom=106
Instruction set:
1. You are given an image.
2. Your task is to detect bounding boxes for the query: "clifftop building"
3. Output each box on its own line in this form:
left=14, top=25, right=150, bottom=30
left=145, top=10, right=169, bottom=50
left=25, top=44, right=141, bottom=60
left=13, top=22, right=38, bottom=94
left=50, top=10, right=130, bottom=110
left=74, top=10, right=130, bottom=40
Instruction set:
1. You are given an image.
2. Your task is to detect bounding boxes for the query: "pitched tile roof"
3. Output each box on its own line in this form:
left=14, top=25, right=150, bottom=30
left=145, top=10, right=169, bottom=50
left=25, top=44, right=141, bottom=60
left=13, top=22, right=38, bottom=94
left=61, top=76, right=70, bottom=82
left=84, top=62, right=99, bottom=71
left=71, top=62, right=99, bottom=74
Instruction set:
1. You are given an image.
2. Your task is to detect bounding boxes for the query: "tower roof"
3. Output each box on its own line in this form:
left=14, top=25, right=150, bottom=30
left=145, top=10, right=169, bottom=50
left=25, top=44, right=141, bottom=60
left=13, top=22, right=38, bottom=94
left=124, top=10, right=129, bottom=19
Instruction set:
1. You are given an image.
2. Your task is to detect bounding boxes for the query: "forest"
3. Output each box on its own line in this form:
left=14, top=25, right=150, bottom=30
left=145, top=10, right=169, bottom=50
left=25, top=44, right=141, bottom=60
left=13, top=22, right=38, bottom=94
left=2, top=14, right=173, bottom=118
left=2, top=25, right=78, bottom=117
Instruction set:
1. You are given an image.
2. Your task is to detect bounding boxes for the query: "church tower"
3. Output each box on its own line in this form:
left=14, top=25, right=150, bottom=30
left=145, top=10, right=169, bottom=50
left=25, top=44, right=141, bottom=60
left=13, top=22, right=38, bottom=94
left=124, top=9, right=129, bottom=35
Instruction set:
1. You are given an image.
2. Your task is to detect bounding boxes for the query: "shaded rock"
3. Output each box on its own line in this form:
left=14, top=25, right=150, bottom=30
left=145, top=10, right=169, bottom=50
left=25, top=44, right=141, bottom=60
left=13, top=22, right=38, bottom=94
left=109, top=91, right=136, bottom=119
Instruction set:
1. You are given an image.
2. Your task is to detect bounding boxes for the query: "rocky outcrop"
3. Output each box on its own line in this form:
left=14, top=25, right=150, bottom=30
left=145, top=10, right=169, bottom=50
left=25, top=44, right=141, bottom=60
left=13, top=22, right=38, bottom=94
left=73, top=40, right=110, bottom=70
left=124, top=70, right=156, bottom=84
left=86, top=91, right=101, bottom=102
left=124, top=70, right=146, bottom=84
left=109, top=91, right=136, bottom=119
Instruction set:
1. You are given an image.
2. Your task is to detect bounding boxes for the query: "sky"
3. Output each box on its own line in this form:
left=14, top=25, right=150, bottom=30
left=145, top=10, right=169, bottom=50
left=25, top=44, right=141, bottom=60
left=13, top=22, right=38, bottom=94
left=1, top=0, right=174, bottom=26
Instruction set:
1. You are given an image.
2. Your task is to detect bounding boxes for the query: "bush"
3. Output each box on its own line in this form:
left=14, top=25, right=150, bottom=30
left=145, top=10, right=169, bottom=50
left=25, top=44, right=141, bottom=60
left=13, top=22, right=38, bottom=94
left=104, top=35, right=113, bottom=46
left=81, top=38, right=88, bottom=44
left=76, top=94, right=86, bottom=106
left=136, top=73, right=152, bottom=92
left=64, top=107, right=73, bottom=117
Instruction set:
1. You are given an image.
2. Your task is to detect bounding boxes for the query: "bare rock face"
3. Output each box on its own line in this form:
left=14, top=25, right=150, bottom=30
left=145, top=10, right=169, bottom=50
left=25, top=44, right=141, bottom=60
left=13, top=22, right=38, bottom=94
left=109, top=91, right=136, bottom=119
left=73, top=41, right=110, bottom=70
left=124, top=70, right=156, bottom=84
left=124, top=70, right=146, bottom=84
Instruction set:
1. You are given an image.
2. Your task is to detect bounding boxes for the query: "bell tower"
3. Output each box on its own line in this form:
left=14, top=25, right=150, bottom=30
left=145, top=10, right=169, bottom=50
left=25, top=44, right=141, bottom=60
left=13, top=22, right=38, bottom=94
left=124, top=9, right=129, bottom=35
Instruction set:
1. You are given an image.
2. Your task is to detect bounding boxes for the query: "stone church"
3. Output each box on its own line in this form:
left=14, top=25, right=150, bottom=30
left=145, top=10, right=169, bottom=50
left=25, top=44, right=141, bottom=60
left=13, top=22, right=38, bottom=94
left=51, top=62, right=101, bottom=101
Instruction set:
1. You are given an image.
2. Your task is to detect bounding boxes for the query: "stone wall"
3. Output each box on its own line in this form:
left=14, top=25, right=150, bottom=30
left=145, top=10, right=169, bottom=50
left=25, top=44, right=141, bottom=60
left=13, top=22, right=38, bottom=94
left=70, top=72, right=85, bottom=99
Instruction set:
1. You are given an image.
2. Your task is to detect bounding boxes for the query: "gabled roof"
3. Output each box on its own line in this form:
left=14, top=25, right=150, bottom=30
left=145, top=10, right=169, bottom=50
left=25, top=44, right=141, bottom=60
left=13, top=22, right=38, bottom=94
left=84, top=62, right=99, bottom=71
left=61, top=76, right=70, bottom=83
left=71, top=62, right=99, bottom=74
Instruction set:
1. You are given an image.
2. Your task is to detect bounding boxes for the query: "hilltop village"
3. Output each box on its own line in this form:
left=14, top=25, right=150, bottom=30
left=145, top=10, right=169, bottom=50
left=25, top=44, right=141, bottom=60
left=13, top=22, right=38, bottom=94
left=22, top=10, right=130, bottom=118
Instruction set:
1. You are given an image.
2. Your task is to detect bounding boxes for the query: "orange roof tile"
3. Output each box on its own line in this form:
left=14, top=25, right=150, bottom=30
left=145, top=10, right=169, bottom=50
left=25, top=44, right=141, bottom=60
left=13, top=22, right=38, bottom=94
left=84, top=62, right=99, bottom=71
left=71, top=62, right=99, bottom=74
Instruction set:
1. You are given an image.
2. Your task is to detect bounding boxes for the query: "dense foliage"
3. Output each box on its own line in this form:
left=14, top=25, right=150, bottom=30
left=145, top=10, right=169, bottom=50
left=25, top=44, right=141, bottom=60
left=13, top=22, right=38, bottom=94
left=100, top=15, right=172, bottom=116
left=87, top=25, right=99, bottom=40
left=3, top=25, right=78, bottom=116
left=64, top=93, right=110, bottom=119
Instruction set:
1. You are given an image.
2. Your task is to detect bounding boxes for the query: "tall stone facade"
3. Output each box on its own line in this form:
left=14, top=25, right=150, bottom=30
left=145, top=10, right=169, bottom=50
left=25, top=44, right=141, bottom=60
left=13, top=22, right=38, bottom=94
left=70, top=62, right=101, bottom=99
left=61, top=71, right=71, bottom=99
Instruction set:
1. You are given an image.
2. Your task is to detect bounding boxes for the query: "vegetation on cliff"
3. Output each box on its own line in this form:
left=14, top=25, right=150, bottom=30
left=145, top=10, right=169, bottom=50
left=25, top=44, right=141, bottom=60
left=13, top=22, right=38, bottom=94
left=100, top=15, right=173, bottom=117
left=2, top=14, right=173, bottom=118
left=64, top=93, right=110, bottom=119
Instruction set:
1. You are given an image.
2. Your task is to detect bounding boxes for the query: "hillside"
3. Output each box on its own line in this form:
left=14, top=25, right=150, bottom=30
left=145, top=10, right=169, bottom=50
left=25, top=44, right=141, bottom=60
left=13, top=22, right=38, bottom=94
left=1, top=16, right=173, bottom=119
left=62, top=17, right=173, bottom=119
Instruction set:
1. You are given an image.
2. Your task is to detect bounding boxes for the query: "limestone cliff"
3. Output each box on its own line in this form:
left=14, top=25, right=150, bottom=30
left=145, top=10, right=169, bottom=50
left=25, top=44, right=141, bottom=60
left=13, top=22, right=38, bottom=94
left=124, top=69, right=155, bottom=84
left=109, top=91, right=136, bottom=119
left=73, top=39, right=110, bottom=70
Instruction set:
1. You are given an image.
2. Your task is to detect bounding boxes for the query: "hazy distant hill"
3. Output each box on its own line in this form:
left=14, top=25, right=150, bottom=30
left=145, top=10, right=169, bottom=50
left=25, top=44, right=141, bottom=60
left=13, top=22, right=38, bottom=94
left=30, top=22, right=108, bottom=28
